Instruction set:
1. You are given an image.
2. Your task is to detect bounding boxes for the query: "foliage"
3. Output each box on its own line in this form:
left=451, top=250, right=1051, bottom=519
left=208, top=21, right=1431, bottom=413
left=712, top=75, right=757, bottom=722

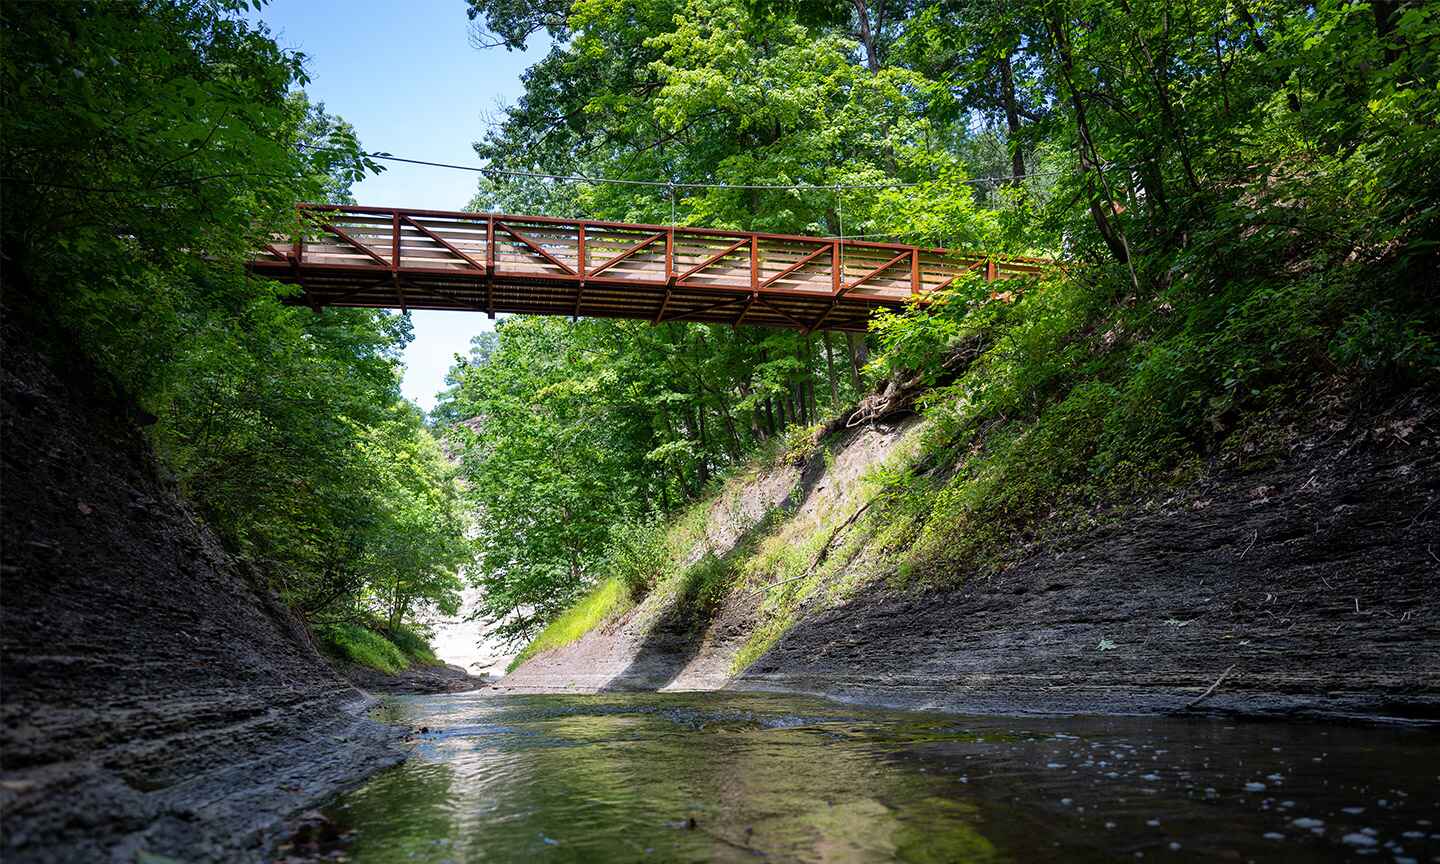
left=11, top=0, right=1436, bottom=668
left=778, top=422, right=826, bottom=466
left=1, top=1, right=467, bottom=654
left=605, top=519, right=674, bottom=600
left=438, top=317, right=859, bottom=644
left=672, top=551, right=739, bottom=616
left=382, top=623, right=445, bottom=666
left=320, top=622, right=411, bottom=675
left=855, top=0, right=1440, bottom=583
left=321, top=620, right=442, bottom=674
left=469, top=0, right=1438, bottom=652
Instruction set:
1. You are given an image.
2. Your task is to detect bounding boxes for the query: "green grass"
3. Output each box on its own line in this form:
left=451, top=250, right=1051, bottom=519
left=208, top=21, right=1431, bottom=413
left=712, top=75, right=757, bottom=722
left=507, top=577, right=633, bottom=672
left=382, top=623, right=443, bottom=666
left=320, top=622, right=411, bottom=674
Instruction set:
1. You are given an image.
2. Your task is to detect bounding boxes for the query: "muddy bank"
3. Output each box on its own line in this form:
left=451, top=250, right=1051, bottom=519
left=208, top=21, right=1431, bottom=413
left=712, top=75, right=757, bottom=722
left=0, top=317, right=405, bottom=864
left=502, top=402, right=1440, bottom=722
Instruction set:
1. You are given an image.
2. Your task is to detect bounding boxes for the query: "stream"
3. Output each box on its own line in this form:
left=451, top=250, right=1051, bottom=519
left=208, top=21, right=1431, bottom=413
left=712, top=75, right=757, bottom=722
left=292, top=691, right=1439, bottom=862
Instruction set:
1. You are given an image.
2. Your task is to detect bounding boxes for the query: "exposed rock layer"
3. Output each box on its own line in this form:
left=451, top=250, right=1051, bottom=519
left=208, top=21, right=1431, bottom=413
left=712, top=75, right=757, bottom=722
left=0, top=316, right=405, bottom=864
left=503, top=404, right=1440, bottom=722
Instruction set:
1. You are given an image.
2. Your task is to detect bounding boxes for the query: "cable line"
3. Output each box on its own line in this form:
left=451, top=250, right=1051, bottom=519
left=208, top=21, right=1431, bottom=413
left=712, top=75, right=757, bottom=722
left=299, top=144, right=1083, bottom=192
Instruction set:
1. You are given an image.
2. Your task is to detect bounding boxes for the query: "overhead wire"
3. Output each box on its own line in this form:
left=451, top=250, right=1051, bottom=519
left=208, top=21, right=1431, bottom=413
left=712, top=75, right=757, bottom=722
left=300, top=144, right=1082, bottom=192
left=299, top=143, right=1097, bottom=248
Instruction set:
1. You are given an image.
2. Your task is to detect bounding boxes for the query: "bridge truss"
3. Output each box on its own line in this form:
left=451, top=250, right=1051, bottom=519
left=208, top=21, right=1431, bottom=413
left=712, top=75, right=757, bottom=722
left=248, top=204, right=1046, bottom=332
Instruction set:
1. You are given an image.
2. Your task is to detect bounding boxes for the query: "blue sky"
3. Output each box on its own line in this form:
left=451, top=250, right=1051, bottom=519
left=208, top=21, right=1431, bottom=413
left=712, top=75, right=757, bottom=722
left=256, top=0, right=548, bottom=410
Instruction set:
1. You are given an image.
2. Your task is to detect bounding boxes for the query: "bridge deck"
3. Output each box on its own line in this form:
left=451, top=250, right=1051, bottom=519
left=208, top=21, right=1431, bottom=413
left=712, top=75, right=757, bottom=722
left=248, top=204, right=1046, bottom=332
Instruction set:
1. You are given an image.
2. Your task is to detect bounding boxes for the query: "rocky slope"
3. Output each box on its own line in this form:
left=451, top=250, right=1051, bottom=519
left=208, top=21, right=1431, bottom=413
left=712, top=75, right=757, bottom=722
left=501, top=399, right=1440, bottom=722
left=336, top=661, right=488, bottom=695
left=0, top=316, right=406, bottom=863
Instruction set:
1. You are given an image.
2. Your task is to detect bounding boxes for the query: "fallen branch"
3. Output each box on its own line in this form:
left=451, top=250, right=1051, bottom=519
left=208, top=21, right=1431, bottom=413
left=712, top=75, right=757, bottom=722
left=747, top=499, right=876, bottom=600
left=813, top=498, right=875, bottom=569
left=745, top=572, right=815, bottom=599
left=1184, top=664, right=1237, bottom=710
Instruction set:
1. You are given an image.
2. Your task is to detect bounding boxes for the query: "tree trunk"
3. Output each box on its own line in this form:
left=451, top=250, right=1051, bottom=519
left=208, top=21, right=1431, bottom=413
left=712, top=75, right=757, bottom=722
left=852, top=0, right=880, bottom=72
left=696, top=408, right=711, bottom=487
left=719, top=394, right=743, bottom=457
left=1048, top=11, right=1140, bottom=292
left=740, top=381, right=766, bottom=442
left=805, top=336, right=820, bottom=420
left=846, top=332, right=867, bottom=393
left=823, top=332, right=840, bottom=405
left=1232, top=0, right=1267, bottom=52
left=1372, top=0, right=1400, bottom=60
left=999, top=51, right=1026, bottom=183
left=388, top=594, right=408, bottom=632
left=1116, top=0, right=1200, bottom=195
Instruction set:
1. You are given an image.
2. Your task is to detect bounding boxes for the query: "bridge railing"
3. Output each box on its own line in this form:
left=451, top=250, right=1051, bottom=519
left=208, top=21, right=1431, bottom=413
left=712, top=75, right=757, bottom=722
left=250, top=204, right=1049, bottom=330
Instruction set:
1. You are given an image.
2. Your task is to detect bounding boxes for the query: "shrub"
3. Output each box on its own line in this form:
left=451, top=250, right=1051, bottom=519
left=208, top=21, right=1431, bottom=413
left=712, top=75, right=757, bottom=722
left=675, top=551, right=736, bottom=614
left=780, top=422, right=824, bottom=465
left=319, top=622, right=409, bottom=674
left=1330, top=309, right=1440, bottom=384
left=382, top=623, right=442, bottom=666
left=604, top=518, right=672, bottom=600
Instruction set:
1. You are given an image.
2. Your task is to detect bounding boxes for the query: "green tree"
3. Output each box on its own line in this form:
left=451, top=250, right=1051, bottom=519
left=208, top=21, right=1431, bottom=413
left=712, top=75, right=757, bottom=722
left=2, top=1, right=470, bottom=643
left=453, top=0, right=1438, bottom=643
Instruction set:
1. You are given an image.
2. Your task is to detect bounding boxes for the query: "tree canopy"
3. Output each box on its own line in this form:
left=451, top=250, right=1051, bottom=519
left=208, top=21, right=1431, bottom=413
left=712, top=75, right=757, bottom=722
left=450, top=0, right=1437, bottom=641
left=5, top=0, right=1434, bottom=654
left=2, top=0, right=467, bottom=642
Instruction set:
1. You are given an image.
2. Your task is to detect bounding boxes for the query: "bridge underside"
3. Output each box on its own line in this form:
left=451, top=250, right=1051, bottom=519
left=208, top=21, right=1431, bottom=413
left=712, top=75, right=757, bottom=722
left=248, top=205, right=1046, bottom=332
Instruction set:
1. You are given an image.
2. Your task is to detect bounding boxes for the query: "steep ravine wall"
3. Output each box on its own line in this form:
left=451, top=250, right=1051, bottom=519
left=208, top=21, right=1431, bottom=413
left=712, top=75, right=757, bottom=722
left=0, top=318, right=405, bottom=864
left=501, top=404, right=1440, bottom=722
left=500, top=419, right=920, bottom=694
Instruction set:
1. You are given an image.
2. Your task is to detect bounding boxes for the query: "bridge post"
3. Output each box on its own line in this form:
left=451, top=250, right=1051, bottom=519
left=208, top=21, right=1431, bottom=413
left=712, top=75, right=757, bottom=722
left=485, top=215, right=496, bottom=318
left=574, top=223, right=587, bottom=317
left=749, top=234, right=758, bottom=292
left=390, top=212, right=400, bottom=272
left=665, top=228, right=674, bottom=280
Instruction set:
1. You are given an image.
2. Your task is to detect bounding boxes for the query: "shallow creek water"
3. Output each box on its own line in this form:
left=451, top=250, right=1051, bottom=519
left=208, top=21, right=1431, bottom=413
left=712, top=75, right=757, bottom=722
left=304, top=692, right=1438, bottom=863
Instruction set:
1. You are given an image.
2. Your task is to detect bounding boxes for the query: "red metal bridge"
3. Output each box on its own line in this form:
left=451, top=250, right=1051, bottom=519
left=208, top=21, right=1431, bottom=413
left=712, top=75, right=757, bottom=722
left=248, top=204, right=1047, bottom=332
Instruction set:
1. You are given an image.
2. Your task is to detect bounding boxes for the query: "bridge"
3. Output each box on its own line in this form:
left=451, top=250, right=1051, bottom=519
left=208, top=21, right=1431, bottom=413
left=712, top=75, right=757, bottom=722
left=248, top=204, right=1047, bottom=332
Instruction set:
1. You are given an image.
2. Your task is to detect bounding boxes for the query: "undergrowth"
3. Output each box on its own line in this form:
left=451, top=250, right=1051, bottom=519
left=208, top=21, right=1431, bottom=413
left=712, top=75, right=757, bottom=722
left=318, top=620, right=442, bottom=674
left=507, top=577, right=633, bottom=672
left=383, top=624, right=443, bottom=667
left=507, top=239, right=1437, bottom=673
left=320, top=623, right=408, bottom=675
left=871, top=243, right=1437, bottom=586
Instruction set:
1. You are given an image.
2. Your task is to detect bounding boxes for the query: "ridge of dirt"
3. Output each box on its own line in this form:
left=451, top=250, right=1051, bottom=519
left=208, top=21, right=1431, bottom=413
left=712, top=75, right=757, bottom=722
left=0, top=314, right=406, bottom=863
left=336, top=662, right=489, bottom=695
left=500, top=399, right=1440, bottom=723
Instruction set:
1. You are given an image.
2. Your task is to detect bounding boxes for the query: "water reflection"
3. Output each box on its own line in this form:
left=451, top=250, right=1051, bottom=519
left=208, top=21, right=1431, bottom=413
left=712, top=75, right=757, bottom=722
left=310, top=692, right=1439, bottom=863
